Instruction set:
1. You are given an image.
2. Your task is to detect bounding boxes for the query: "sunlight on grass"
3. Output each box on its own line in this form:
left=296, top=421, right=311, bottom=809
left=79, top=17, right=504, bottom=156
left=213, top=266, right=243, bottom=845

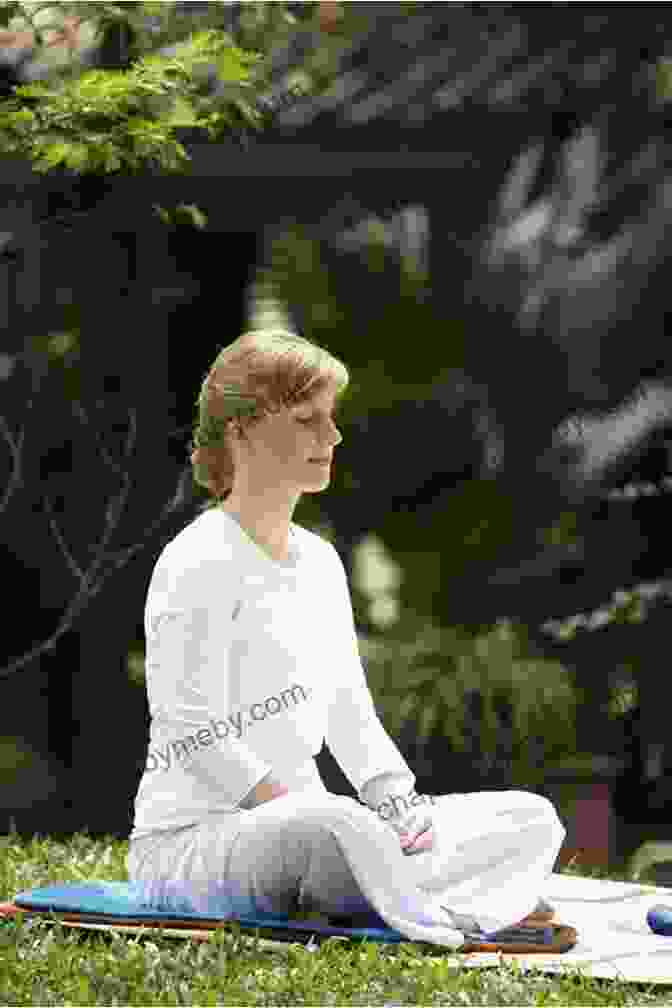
left=0, top=831, right=671, bottom=1005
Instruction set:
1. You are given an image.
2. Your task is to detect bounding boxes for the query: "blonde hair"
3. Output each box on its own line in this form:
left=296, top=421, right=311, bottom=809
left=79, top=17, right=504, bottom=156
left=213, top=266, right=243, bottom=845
left=190, top=329, right=349, bottom=511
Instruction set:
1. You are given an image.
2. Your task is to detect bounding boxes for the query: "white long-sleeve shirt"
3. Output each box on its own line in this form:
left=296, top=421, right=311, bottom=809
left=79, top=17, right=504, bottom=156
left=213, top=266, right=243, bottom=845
left=129, top=506, right=415, bottom=842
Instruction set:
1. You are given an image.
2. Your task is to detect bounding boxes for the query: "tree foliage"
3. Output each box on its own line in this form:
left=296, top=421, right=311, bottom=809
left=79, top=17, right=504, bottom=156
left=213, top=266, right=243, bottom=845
left=0, top=1, right=370, bottom=174
left=0, top=5, right=264, bottom=173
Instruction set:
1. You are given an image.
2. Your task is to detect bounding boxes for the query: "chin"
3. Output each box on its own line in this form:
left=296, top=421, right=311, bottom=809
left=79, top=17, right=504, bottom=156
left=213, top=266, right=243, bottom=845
left=303, top=472, right=330, bottom=490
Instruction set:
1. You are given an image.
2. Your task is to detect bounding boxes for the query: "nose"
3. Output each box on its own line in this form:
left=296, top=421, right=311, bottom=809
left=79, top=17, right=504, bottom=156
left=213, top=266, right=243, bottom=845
left=328, top=425, right=342, bottom=450
left=321, top=419, right=342, bottom=449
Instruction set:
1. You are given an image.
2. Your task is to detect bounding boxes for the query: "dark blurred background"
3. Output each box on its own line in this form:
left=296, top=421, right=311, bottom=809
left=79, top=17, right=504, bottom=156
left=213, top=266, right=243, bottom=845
left=1, top=2, right=672, bottom=883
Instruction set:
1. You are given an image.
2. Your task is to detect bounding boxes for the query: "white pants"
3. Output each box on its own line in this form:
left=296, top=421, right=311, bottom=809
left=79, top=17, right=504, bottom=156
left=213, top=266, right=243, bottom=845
left=127, top=788, right=566, bottom=936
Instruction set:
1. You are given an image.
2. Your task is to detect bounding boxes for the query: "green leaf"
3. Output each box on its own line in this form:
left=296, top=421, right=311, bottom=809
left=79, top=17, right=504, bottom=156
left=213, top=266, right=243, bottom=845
left=656, top=58, right=672, bottom=100
left=104, top=150, right=122, bottom=172
left=163, top=94, right=198, bottom=127
left=232, top=96, right=262, bottom=128
left=63, top=141, right=90, bottom=169
left=125, top=114, right=157, bottom=134
left=174, top=203, right=207, bottom=230
left=139, top=2, right=165, bottom=15
left=12, top=82, right=53, bottom=99
left=285, top=68, right=313, bottom=95
left=47, top=330, right=78, bottom=358
left=152, top=203, right=172, bottom=226
left=7, top=106, right=35, bottom=124
left=215, top=46, right=253, bottom=83
left=34, top=140, right=72, bottom=168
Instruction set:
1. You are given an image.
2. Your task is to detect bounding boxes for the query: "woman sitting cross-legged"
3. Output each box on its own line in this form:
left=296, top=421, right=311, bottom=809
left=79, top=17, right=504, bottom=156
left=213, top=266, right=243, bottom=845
left=126, top=328, right=565, bottom=945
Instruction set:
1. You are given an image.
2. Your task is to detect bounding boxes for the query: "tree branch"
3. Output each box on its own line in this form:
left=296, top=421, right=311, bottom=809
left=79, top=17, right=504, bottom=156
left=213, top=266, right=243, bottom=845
left=0, top=395, right=191, bottom=679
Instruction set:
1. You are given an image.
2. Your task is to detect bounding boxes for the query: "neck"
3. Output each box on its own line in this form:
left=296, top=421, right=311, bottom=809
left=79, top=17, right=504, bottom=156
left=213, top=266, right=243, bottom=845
left=220, top=494, right=297, bottom=558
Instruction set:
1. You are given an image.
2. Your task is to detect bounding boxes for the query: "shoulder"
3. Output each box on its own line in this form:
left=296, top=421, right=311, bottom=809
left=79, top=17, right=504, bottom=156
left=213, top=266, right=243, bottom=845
left=292, top=523, right=346, bottom=576
left=150, top=509, right=238, bottom=602
left=293, top=521, right=333, bottom=553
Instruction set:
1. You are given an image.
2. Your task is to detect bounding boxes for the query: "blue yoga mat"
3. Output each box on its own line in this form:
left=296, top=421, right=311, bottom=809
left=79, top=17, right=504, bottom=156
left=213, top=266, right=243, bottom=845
left=9, top=882, right=570, bottom=949
left=12, top=881, right=409, bottom=942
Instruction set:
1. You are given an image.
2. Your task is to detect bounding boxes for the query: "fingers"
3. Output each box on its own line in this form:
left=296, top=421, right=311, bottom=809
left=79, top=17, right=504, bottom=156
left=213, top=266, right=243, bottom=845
left=399, top=820, right=431, bottom=844
left=390, top=810, right=433, bottom=842
left=400, top=826, right=434, bottom=854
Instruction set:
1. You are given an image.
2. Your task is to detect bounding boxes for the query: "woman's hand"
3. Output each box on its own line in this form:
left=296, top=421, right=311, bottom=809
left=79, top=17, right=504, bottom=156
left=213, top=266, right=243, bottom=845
left=400, top=825, right=435, bottom=855
left=240, top=772, right=290, bottom=809
left=359, top=772, right=435, bottom=854
left=388, top=804, right=434, bottom=851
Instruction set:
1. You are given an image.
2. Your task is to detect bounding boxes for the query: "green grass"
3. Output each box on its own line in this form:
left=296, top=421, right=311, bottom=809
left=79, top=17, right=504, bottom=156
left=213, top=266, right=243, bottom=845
left=0, top=830, right=670, bottom=1005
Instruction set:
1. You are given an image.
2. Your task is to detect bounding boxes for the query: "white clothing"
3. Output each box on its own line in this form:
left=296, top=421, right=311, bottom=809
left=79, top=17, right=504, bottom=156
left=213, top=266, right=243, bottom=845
left=128, top=788, right=565, bottom=945
left=130, top=507, right=414, bottom=841
left=127, top=506, right=566, bottom=947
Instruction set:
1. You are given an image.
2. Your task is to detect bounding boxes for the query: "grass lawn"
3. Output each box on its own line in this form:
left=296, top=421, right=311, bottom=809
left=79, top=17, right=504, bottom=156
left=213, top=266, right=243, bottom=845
left=0, top=829, right=671, bottom=1005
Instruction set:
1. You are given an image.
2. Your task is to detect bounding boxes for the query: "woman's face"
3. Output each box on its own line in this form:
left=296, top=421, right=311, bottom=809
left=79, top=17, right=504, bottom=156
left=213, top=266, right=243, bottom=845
left=231, top=384, right=343, bottom=496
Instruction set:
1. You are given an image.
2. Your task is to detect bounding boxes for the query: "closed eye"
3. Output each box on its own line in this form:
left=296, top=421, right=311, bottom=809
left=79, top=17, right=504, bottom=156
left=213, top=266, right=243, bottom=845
left=297, top=414, right=338, bottom=424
